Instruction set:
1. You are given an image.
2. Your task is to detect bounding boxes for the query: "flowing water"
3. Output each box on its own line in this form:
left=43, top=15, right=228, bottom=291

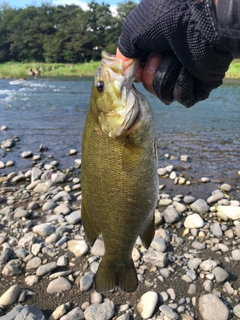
left=0, top=76, right=240, bottom=191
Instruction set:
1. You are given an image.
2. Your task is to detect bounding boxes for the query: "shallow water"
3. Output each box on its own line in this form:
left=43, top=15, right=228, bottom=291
left=0, top=76, right=240, bottom=189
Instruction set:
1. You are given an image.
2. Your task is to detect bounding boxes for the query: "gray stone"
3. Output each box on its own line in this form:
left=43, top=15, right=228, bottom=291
left=143, top=248, right=167, bottom=267
left=47, top=277, right=72, bottom=294
left=2, top=259, right=22, bottom=277
left=188, top=258, right=202, bottom=270
left=200, top=259, right=218, bottom=272
left=220, top=184, right=232, bottom=192
left=159, top=305, right=179, bottom=320
left=137, top=291, right=158, bottom=319
left=0, top=304, right=46, bottom=320
left=34, top=181, right=53, bottom=193
left=51, top=172, right=67, bottom=183
left=36, top=261, right=57, bottom=276
left=54, top=204, right=71, bottom=215
left=0, top=247, right=14, bottom=264
left=212, top=267, right=229, bottom=283
left=42, top=201, right=56, bottom=211
left=52, top=191, right=71, bottom=202
left=25, top=275, right=39, bottom=286
left=60, top=307, right=84, bottom=320
left=207, top=192, right=224, bottom=204
left=198, top=294, right=229, bottom=320
left=68, top=240, right=88, bottom=257
left=0, top=284, right=21, bottom=306
left=21, top=151, right=33, bottom=158
left=184, top=213, right=204, bottom=229
left=163, top=207, right=180, bottom=224
left=84, top=299, right=114, bottom=320
left=232, top=249, right=240, bottom=261
left=31, top=167, right=42, bottom=182
left=190, top=199, right=209, bottom=214
left=65, top=210, right=81, bottom=225
left=14, top=207, right=29, bottom=219
left=210, top=222, right=223, bottom=238
left=91, top=239, right=105, bottom=257
left=91, top=291, right=103, bottom=304
left=32, top=223, right=54, bottom=237
left=151, top=237, right=167, bottom=252
left=80, top=272, right=95, bottom=291
left=183, top=196, right=195, bottom=204
left=233, top=304, right=240, bottom=318
left=26, top=257, right=42, bottom=270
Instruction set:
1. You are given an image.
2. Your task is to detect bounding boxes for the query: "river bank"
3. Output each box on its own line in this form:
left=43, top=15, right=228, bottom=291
left=0, top=59, right=240, bottom=79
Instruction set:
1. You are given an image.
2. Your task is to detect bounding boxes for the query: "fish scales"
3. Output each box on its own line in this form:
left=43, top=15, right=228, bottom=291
left=81, top=52, right=158, bottom=293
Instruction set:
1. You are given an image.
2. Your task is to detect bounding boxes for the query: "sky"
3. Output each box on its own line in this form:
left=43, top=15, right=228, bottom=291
left=3, top=0, right=120, bottom=12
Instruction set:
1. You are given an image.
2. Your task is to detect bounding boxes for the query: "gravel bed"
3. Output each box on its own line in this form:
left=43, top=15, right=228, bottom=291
left=0, top=129, right=240, bottom=320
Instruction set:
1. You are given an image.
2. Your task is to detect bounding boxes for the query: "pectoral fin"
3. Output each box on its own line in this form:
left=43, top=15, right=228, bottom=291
left=140, top=216, right=155, bottom=248
left=81, top=198, right=100, bottom=246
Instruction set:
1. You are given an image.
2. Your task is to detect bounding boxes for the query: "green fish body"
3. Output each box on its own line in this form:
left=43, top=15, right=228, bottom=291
left=81, top=52, right=158, bottom=293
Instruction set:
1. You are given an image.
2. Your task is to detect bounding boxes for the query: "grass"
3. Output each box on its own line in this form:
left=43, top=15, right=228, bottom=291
left=0, top=61, right=100, bottom=79
left=0, top=59, right=240, bottom=80
left=225, top=59, right=240, bottom=79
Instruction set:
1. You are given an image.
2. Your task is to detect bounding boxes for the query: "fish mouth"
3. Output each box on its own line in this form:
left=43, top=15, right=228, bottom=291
left=99, top=52, right=141, bottom=138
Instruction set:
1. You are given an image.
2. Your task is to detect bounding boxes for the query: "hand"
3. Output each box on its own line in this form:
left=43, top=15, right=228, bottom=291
left=116, top=48, right=162, bottom=97
left=117, top=0, right=233, bottom=108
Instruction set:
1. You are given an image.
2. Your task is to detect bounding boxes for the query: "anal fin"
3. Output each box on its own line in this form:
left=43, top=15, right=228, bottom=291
left=81, top=198, right=100, bottom=246
left=140, top=216, right=155, bottom=248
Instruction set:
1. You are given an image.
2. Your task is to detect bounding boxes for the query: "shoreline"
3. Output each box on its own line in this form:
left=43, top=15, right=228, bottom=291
left=0, top=59, right=240, bottom=79
left=0, top=127, right=240, bottom=319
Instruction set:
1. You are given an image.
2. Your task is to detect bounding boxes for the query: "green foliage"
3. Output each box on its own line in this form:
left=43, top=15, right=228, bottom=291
left=0, top=1, right=139, bottom=63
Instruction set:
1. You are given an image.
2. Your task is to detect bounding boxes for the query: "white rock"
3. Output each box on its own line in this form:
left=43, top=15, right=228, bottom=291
left=200, top=259, right=218, bottom=272
left=216, top=205, right=240, bottom=220
left=34, top=181, right=53, bottom=193
left=158, top=168, right=168, bottom=176
left=184, top=213, right=204, bottom=229
left=137, top=291, right=158, bottom=319
left=232, top=249, right=240, bottom=261
left=68, top=240, right=88, bottom=257
left=32, top=223, right=54, bottom=237
left=21, top=151, right=33, bottom=158
left=198, top=294, right=229, bottom=320
left=0, top=284, right=21, bottom=306
left=49, top=303, right=68, bottom=320
left=47, top=277, right=72, bottom=294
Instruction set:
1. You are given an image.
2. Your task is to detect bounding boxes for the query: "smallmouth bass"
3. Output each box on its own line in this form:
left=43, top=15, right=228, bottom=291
left=81, top=51, right=158, bottom=293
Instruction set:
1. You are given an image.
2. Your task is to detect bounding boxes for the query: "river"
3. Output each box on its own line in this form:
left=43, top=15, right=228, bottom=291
left=0, top=76, right=240, bottom=193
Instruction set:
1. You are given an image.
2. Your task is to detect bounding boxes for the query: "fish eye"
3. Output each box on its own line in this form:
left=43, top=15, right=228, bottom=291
left=96, top=80, right=104, bottom=92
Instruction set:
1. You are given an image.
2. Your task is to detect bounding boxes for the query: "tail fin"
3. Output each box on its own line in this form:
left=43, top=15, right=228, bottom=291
left=95, top=257, right=138, bottom=293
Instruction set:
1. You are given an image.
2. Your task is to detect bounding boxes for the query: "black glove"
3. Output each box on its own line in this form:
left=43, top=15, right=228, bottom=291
left=118, top=0, right=234, bottom=108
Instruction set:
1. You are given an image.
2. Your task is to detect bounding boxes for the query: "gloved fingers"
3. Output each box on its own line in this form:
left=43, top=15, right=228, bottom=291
left=153, top=53, right=182, bottom=105
left=173, top=67, right=220, bottom=108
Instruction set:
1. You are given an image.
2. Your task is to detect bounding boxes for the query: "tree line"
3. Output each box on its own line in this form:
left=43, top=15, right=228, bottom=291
left=0, top=1, right=137, bottom=63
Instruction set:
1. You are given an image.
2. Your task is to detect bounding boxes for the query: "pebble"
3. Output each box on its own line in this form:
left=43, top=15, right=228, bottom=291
left=212, top=267, right=229, bottom=283
left=232, top=249, right=240, bottom=261
left=80, top=272, right=95, bottom=291
left=21, top=151, right=33, bottom=158
left=163, top=207, right=180, bottom=224
left=47, top=277, right=72, bottom=294
left=0, top=305, right=46, bottom=319
left=32, top=223, right=55, bottom=237
left=65, top=210, right=81, bottom=224
left=67, top=240, right=88, bottom=257
left=233, top=304, right=240, bottom=318
left=0, top=145, right=240, bottom=320
left=0, top=284, right=21, bottom=306
left=137, top=291, right=158, bottom=319
left=61, top=307, right=84, bottom=320
left=198, top=294, right=229, bottom=320
left=190, top=199, right=209, bottom=214
left=84, top=299, right=114, bottom=320
left=159, top=305, right=179, bottom=319
left=184, top=213, right=204, bottom=228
